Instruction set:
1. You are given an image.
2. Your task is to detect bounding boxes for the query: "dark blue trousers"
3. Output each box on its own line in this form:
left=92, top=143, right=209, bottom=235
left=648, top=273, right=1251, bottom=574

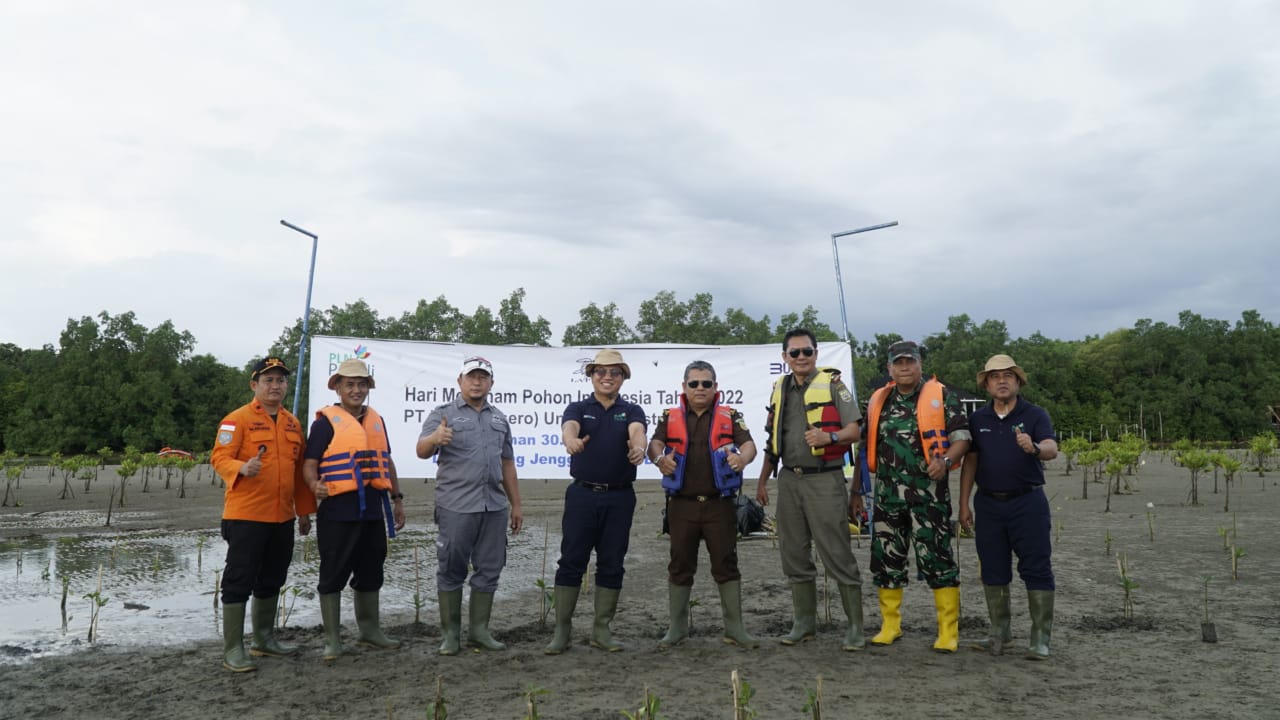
left=554, top=482, right=636, bottom=589
left=220, top=519, right=295, bottom=604
left=974, top=487, right=1055, bottom=590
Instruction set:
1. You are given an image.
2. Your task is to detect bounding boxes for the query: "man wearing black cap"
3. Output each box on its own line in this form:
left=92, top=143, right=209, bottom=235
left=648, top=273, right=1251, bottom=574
left=864, top=340, right=970, bottom=653
left=960, top=354, right=1059, bottom=659
left=303, top=358, right=405, bottom=660
left=210, top=357, right=316, bottom=672
left=417, top=355, right=524, bottom=656
left=545, top=348, right=648, bottom=654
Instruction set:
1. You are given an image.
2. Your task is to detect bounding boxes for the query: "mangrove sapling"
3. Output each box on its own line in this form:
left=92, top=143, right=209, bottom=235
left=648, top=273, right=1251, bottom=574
left=1217, top=527, right=1230, bottom=551
left=537, top=525, right=551, bottom=627
left=731, top=670, right=758, bottom=720
left=1117, top=553, right=1138, bottom=620
left=278, top=585, right=302, bottom=627
left=60, top=574, right=71, bottom=633
left=1248, top=431, right=1275, bottom=478
left=176, top=457, right=197, bottom=499
left=1231, top=546, right=1245, bottom=581
left=802, top=676, right=824, bottom=719
left=1104, top=460, right=1123, bottom=512
left=84, top=564, right=108, bottom=643
left=116, top=458, right=139, bottom=508
left=1218, top=456, right=1241, bottom=512
left=620, top=687, right=666, bottom=720
left=1179, top=449, right=1211, bottom=506
left=1201, top=576, right=1217, bottom=643
left=426, top=676, right=447, bottom=720
left=56, top=454, right=78, bottom=500
left=4, top=462, right=24, bottom=506
left=1146, top=503, right=1156, bottom=543
left=196, top=535, right=206, bottom=573
left=413, top=545, right=424, bottom=625
left=522, top=685, right=549, bottom=720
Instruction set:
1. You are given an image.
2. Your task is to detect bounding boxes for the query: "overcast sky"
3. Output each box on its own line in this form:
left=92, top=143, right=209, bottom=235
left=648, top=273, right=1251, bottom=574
left=3, top=1, right=1277, bottom=365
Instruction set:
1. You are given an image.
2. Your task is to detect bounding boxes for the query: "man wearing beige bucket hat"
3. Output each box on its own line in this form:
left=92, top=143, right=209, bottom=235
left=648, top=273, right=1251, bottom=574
left=959, top=354, right=1059, bottom=659
left=303, top=357, right=406, bottom=660
left=545, top=348, right=648, bottom=654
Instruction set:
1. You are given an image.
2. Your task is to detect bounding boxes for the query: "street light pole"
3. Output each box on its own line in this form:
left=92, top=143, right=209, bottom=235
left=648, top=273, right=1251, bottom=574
left=280, top=219, right=319, bottom=417
left=830, top=220, right=898, bottom=402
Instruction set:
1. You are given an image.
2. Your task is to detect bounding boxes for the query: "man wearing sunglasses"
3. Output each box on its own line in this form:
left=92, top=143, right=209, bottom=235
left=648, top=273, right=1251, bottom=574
left=864, top=340, right=970, bottom=653
left=210, top=356, right=316, bottom=672
left=545, top=348, right=648, bottom=654
left=648, top=360, right=760, bottom=649
left=756, top=329, right=866, bottom=651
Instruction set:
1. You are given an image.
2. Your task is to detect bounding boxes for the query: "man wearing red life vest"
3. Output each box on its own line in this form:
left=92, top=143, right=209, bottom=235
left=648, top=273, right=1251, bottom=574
left=211, top=356, right=316, bottom=672
left=865, top=340, right=971, bottom=653
left=648, top=360, right=759, bottom=649
left=303, top=358, right=406, bottom=660
left=755, top=329, right=867, bottom=651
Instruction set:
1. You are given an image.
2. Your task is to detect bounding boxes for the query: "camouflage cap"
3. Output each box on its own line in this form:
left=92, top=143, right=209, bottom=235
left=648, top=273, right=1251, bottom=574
left=888, top=340, right=921, bottom=362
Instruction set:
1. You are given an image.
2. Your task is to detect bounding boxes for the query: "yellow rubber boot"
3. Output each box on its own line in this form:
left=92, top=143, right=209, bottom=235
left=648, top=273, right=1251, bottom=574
left=932, top=586, right=960, bottom=653
left=870, top=588, right=904, bottom=646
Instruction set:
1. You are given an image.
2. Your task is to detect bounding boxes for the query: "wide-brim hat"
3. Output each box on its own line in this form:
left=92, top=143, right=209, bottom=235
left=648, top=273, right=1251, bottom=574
left=977, top=354, right=1028, bottom=387
left=328, top=358, right=376, bottom=390
left=584, top=348, right=631, bottom=379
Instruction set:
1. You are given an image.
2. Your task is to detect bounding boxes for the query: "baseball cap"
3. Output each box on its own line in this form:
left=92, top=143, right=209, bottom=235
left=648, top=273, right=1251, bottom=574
left=461, top=356, right=494, bottom=377
left=251, top=357, right=291, bottom=379
left=888, top=340, right=922, bottom=362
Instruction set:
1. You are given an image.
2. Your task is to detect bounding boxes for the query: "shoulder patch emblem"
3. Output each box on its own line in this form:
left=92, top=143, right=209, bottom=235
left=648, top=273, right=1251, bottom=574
left=839, top=388, right=853, bottom=402
left=373, top=423, right=382, bottom=432
left=931, top=399, right=942, bottom=409
left=218, top=431, right=233, bottom=445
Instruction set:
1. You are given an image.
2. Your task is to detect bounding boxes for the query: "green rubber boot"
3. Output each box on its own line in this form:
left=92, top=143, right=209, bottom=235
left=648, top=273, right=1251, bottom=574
left=467, top=590, right=506, bottom=651
left=969, top=585, right=1012, bottom=655
left=1026, top=589, right=1055, bottom=660
left=544, top=585, right=580, bottom=655
left=249, top=594, right=298, bottom=657
left=437, top=589, right=462, bottom=655
left=658, top=583, right=691, bottom=648
left=590, top=587, right=625, bottom=652
left=780, top=580, right=817, bottom=645
left=717, top=580, right=759, bottom=649
left=320, top=592, right=343, bottom=661
left=221, top=602, right=257, bottom=672
left=838, top=584, right=866, bottom=651
left=353, top=590, right=401, bottom=650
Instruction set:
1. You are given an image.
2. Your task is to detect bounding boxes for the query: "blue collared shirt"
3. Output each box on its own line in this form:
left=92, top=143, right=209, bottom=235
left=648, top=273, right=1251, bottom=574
left=969, top=397, right=1056, bottom=492
left=563, top=395, right=647, bottom=485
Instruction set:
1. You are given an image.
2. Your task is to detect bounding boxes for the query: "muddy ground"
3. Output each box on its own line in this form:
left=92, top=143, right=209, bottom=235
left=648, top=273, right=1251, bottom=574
left=1, top=456, right=1278, bottom=719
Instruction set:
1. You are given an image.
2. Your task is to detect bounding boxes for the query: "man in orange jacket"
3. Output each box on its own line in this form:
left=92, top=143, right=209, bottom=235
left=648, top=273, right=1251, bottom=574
left=210, top=356, right=317, bottom=673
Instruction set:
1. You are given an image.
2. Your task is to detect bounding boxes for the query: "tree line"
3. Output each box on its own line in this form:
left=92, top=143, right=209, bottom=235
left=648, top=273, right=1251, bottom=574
left=1, top=292, right=1276, bottom=455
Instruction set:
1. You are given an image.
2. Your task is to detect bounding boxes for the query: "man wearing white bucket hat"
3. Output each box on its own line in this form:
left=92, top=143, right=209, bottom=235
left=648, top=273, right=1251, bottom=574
left=960, top=353, right=1059, bottom=659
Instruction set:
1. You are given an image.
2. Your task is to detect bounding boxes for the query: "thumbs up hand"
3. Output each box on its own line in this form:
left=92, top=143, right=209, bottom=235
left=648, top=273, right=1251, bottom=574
left=434, top=417, right=454, bottom=446
left=1014, top=427, right=1036, bottom=455
left=565, top=434, right=590, bottom=455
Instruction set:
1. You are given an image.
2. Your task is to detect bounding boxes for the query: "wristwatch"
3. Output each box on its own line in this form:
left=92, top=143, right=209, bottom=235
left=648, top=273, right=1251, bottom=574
left=390, top=492, right=405, bottom=501
left=829, top=432, right=840, bottom=446
left=943, top=456, right=953, bottom=471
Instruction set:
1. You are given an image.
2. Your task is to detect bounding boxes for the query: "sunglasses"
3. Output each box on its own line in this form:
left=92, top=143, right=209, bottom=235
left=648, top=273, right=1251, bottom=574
left=686, top=380, right=714, bottom=389
left=592, top=368, right=625, bottom=378
left=787, top=347, right=816, bottom=358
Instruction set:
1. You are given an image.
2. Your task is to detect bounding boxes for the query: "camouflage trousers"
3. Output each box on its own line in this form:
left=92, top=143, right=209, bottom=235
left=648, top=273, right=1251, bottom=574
left=870, top=472, right=959, bottom=589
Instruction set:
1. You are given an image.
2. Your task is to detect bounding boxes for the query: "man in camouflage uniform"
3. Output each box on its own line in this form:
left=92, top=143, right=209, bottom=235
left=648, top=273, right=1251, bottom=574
left=864, top=340, right=970, bottom=652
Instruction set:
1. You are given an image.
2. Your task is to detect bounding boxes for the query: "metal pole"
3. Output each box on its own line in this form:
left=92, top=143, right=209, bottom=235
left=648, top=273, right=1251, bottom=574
left=280, top=219, right=319, bottom=417
left=830, top=220, right=898, bottom=403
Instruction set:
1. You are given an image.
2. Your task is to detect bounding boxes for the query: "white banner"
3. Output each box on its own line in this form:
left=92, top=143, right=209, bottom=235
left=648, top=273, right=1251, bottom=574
left=308, top=336, right=853, bottom=480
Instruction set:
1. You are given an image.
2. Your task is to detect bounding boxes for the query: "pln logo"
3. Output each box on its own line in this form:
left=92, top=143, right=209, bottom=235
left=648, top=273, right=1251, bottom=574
left=353, top=344, right=371, bottom=359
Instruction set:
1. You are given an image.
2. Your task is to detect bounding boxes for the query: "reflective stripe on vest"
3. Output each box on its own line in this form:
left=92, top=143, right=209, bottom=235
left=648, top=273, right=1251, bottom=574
left=765, top=368, right=851, bottom=462
left=317, top=405, right=396, bottom=537
left=865, top=378, right=948, bottom=473
left=662, top=400, right=740, bottom=495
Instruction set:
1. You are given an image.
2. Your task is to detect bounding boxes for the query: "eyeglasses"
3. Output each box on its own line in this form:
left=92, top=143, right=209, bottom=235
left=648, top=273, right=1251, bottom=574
left=686, top=380, right=714, bottom=389
left=592, top=368, right=625, bottom=378
left=787, top=347, right=816, bottom=358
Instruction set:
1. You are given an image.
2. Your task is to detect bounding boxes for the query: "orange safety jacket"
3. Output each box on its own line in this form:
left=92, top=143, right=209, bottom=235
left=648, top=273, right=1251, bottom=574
left=316, top=405, right=394, bottom=502
left=765, top=368, right=851, bottom=463
left=661, top=399, right=741, bottom=495
left=211, top=400, right=316, bottom=522
left=865, top=377, right=949, bottom=473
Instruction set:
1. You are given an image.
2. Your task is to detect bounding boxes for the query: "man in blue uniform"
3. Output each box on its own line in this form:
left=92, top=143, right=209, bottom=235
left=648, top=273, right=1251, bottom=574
left=416, top=355, right=523, bottom=656
left=959, top=354, right=1059, bottom=659
left=545, top=348, right=648, bottom=654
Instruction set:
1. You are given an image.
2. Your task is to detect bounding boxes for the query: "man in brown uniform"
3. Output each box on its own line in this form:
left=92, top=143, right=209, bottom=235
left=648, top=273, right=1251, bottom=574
left=649, top=360, right=759, bottom=648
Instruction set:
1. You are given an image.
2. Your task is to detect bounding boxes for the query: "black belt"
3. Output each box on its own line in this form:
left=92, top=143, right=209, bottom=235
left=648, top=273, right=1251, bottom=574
left=672, top=493, right=731, bottom=502
left=574, top=480, right=631, bottom=493
left=979, top=487, right=1036, bottom=501
left=785, top=465, right=841, bottom=476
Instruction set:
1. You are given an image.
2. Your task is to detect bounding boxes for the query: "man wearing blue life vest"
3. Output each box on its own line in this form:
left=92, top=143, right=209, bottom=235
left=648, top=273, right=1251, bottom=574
left=648, top=360, right=759, bottom=649
left=959, top=354, right=1058, bottom=659
left=545, top=348, right=648, bottom=654
left=865, top=340, right=971, bottom=653
left=303, top=358, right=406, bottom=660
left=416, top=355, right=524, bottom=656
left=755, top=329, right=867, bottom=651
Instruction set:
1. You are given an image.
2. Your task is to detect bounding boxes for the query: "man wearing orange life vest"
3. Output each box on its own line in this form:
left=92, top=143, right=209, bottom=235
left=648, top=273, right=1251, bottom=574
left=648, top=360, right=759, bottom=649
left=303, top=358, right=405, bottom=660
left=865, top=340, right=970, bottom=653
left=755, top=329, right=867, bottom=651
left=210, top=356, right=317, bottom=673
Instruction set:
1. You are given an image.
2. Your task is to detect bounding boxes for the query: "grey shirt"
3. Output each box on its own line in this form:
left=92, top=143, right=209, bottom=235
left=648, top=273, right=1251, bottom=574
left=780, top=372, right=860, bottom=469
left=421, top=396, right=514, bottom=513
